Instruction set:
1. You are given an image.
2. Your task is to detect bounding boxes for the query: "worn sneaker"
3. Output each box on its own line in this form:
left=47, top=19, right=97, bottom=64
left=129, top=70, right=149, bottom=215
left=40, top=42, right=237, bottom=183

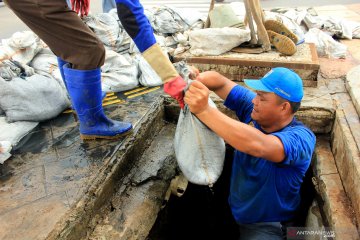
left=267, top=30, right=297, bottom=56
left=265, top=19, right=299, bottom=44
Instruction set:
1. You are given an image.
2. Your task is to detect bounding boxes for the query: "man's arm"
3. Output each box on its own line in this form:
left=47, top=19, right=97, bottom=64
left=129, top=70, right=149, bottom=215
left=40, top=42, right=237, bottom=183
left=195, top=71, right=237, bottom=100
left=184, top=81, right=286, bottom=163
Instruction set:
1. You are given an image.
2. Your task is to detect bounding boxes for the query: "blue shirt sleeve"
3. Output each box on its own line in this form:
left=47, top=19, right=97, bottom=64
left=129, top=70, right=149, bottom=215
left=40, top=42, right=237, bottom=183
left=224, top=85, right=256, bottom=123
left=272, top=126, right=316, bottom=168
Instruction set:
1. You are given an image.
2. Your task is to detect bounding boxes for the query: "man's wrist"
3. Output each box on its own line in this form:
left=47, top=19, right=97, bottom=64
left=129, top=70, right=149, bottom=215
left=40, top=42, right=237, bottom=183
left=195, top=105, right=212, bottom=118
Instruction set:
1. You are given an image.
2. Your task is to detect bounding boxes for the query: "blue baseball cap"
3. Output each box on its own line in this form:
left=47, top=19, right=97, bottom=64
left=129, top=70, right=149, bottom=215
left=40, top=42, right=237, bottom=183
left=244, top=67, right=303, bottom=102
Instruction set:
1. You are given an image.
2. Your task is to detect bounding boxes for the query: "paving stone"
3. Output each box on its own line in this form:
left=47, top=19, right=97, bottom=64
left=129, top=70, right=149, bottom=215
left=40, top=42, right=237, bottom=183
left=314, top=5, right=360, bottom=22
left=341, top=40, right=360, bottom=63
left=346, top=66, right=360, bottom=117
left=318, top=174, right=358, bottom=240
left=319, top=56, right=358, bottom=79
left=323, top=78, right=347, bottom=94
left=0, top=166, right=46, bottom=215
left=44, top=157, right=88, bottom=196
left=313, top=136, right=338, bottom=176
left=332, top=92, right=360, bottom=153
left=331, top=110, right=360, bottom=228
left=0, top=192, right=69, bottom=240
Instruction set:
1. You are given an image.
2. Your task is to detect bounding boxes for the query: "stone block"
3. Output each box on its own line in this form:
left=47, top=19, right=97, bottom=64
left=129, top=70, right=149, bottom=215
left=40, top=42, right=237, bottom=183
left=346, top=66, right=360, bottom=118
left=331, top=110, right=360, bottom=228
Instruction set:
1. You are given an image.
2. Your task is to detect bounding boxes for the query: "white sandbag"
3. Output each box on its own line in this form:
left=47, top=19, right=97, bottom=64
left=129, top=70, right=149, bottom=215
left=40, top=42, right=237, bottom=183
left=0, top=31, right=44, bottom=76
left=170, top=7, right=205, bottom=27
left=209, top=4, right=244, bottom=28
left=0, top=117, right=39, bottom=164
left=304, top=14, right=353, bottom=39
left=84, top=13, right=131, bottom=53
left=189, top=27, right=250, bottom=56
left=305, top=28, right=347, bottom=59
left=0, top=117, right=38, bottom=145
left=101, top=50, right=139, bottom=92
left=0, top=60, right=21, bottom=80
left=0, top=74, right=70, bottom=122
left=29, top=48, right=67, bottom=91
left=174, top=99, right=225, bottom=186
left=135, top=55, right=162, bottom=87
left=0, top=141, right=12, bottom=164
left=149, top=6, right=192, bottom=34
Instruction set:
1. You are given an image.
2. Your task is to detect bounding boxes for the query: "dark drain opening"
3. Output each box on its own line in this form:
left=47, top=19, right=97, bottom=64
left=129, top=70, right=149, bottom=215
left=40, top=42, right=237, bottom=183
left=148, top=145, right=316, bottom=240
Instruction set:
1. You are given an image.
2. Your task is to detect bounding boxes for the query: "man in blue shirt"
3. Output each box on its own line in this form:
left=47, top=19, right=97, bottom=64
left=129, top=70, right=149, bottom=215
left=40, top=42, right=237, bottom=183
left=184, top=67, right=316, bottom=239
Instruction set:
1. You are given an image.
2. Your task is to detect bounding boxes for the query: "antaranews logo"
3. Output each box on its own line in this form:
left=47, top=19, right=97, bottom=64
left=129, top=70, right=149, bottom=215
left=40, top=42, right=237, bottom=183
left=287, top=227, right=336, bottom=239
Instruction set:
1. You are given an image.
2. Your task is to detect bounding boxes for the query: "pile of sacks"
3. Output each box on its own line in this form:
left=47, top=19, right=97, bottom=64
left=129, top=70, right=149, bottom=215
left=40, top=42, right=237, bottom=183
left=0, top=5, right=206, bottom=163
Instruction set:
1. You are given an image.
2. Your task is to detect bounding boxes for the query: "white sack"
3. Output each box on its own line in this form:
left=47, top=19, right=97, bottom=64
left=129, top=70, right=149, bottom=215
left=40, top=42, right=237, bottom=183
left=305, top=28, right=347, bottom=59
left=101, top=50, right=139, bottom=92
left=135, top=55, right=162, bottom=87
left=84, top=13, right=131, bottom=53
left=29, top=48, right=67, bottom=91
left=149, top=6, right=199, bottom=34
left=0, top=60, right=22, bottom=80
left=174, top=100, right=225, bottom=186
left=0, top=141, right=12, bottom=164
left=0, top=75, right=70, bottom=122
left=189, top=27, right=251, bottom=56
left=0, top=117, right=39, bottom=164
left=0, top=31, right=43, bottom=76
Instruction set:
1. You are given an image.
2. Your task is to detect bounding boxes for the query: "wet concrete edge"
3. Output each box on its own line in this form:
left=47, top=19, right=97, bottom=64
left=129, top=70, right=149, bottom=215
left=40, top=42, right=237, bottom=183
left=47, top=98, right=166, bottom=240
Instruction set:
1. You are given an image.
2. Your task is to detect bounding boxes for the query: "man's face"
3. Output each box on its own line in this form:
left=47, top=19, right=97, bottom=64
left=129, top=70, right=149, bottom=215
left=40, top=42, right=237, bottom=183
left=251, top=91, right=284, bottom=127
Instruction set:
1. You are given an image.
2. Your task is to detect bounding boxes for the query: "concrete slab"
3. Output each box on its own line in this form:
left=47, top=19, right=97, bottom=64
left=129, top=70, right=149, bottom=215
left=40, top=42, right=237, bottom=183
left=346, top=66, right=360, bottom=118
left=319, top=53, right=359, bottom=80
left=314, top=5, right=360, bottom=22
left=0, top=192, right=70, bottom=240
left=331, top=109, right=360, bottom=230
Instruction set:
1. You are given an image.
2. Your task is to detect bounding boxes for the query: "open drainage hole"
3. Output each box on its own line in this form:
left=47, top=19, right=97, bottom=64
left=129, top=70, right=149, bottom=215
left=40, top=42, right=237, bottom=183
left=148, top=145, right=315, bottom=240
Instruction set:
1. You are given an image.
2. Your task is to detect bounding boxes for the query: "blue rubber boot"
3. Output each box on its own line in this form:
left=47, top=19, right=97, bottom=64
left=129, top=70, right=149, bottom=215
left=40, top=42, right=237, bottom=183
left=57, top=57, right=107, bottom=100
left=63, top=64, right=132, bottom=140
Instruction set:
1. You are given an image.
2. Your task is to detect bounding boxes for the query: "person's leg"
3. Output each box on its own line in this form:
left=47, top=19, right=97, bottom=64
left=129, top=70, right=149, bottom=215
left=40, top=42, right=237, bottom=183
left=5, top=0, right=105, bottom=70
left=102, top=0, right=116, bottom=13
left=238, top=222, right=284, bottom=240
left=5, top=0, right=132, bottom=139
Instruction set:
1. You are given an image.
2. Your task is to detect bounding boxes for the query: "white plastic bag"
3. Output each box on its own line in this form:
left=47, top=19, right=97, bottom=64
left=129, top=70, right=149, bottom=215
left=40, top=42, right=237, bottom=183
left=174, top=99, right=225, bottom=186
left=101, top=50, right=139, bottom=92
left=305, top=28, right=347, bottom=59
left=135, top=55, right=162, bottom=87
left=189, top=27, right=250, bottom=56
left=0, top=74, right=70, bottom=122
left=0, top=117, right=39, bottom=164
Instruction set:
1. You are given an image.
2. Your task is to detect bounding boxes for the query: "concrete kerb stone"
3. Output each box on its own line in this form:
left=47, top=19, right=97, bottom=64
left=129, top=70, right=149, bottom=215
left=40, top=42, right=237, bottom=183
left=346, top=65, right=360, bottom=117
left=313, top=137, right=358, bottom=240
left=331, top=109, right=360, bottom=234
